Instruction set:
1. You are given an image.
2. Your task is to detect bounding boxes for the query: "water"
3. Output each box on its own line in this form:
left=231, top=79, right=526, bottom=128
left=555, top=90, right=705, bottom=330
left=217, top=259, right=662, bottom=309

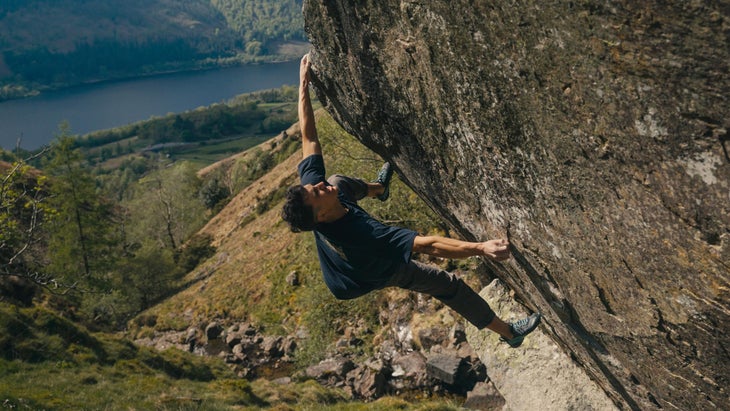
left=0, top=60, right=299, bottom=150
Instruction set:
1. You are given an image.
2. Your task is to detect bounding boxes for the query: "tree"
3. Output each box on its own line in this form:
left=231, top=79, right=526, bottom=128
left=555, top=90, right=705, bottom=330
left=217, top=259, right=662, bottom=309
left=245, top=40, right=263, bottom=56
left=199, top=175, right=231, bottom=210
left=125, top=161, right=206, bottom=251
left=0, top=151, right=56, bottom=290
left=93, top=243, right=178, bottom=325
left=43, top=124, right=121, bottom=289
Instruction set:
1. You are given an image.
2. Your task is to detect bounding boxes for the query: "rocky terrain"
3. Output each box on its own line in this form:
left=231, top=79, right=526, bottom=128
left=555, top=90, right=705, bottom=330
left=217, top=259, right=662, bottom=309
left=302, top=1, right=729, bottom=410
left=136, top=281, right=504, bottom=406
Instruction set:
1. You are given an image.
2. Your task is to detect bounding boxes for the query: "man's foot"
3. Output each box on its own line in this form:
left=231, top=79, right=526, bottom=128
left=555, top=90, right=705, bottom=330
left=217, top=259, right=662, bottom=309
left=500, top=313, right=542, bottom=348
left=374, top=162, right=394, bottom=201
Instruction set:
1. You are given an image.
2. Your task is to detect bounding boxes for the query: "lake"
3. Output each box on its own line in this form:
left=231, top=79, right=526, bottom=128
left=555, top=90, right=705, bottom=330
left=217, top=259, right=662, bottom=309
left=0, top=60, right=299, bottom=150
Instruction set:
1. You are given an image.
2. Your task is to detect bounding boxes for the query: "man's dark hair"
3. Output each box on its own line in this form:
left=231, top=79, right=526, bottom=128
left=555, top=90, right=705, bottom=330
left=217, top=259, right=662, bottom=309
left=281, top=185, right=316, bottom=232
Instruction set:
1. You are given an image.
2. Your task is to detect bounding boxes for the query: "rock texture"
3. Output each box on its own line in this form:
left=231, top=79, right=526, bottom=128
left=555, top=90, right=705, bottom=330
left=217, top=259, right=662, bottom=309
left=467, top=279, right=616, bottom=410
left=303, top=1, right=729, bottom=410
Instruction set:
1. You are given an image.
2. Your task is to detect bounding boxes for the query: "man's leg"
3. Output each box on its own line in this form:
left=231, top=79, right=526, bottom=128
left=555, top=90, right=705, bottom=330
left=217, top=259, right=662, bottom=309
left=327, top=174, right=385, bottom=202
left=386, top=261, right=540, bottom=345
left=385, top=260, right=500, bottom=331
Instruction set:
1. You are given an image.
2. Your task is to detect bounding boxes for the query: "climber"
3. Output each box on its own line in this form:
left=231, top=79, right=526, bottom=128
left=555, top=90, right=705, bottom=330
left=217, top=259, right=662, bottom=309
left=281, top=54, right=541, bottom=347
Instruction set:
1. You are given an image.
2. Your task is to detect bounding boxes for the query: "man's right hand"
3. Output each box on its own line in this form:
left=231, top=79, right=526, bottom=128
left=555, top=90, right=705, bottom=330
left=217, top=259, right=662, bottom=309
left=300, top=54, right=311, bottom=87
left=477, top=239, right=511, bottom=261
left=413, top=235, right=512, bottom=261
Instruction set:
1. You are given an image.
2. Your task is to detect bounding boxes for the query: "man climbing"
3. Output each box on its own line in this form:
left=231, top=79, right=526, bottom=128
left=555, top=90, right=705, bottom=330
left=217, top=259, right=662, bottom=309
left=281, top=54, right=541, bottom=348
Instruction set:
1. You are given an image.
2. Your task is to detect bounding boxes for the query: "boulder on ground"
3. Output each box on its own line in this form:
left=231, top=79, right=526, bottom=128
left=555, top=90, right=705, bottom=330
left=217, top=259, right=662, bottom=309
left=204, top=321, right=223, bottom=340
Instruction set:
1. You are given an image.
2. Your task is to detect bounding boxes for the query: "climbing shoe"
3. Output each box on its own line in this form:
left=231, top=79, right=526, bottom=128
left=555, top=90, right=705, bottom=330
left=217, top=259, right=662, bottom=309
left=500, top=312, right=542, bottom=348
left=374, top=162, right=394, bottom=201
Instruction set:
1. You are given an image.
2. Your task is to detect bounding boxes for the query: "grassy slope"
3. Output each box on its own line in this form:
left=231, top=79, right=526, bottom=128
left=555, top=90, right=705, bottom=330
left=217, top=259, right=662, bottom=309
left=0, top=301, right=260, bottom=410
left=2, top=300, right=439, bottom=410
left=0, top=111, right=475, bottom=409
left=139, top=110, right=446, bottom=361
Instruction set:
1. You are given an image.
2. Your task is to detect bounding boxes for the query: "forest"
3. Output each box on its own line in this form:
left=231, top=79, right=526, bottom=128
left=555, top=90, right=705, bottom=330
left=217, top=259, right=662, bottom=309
left=0, top=86, right=299, bottom=329
left=0, top=0, right=306, bottom=100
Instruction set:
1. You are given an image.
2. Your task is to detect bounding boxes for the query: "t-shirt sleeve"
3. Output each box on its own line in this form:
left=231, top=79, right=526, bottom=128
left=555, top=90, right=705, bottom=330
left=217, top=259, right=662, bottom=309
left=298, top=154, right=327, bottom=186
left=369, top=221, right=417, bottom=265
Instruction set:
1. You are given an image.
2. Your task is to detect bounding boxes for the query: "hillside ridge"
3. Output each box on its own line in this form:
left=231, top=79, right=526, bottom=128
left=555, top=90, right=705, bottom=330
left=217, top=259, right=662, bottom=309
left=0, top=0, right=307, bottom=99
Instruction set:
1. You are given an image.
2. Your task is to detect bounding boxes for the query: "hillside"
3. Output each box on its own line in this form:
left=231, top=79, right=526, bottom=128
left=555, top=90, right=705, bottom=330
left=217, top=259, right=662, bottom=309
left=0, top=0, right=306, bottom=100
left=128, top=111, right=515, bottom=406
left=136, top=110, right=452, bottom=359
left=1, top=298, right=421, bottom=409
left=2, top=109, right=491, bottom=409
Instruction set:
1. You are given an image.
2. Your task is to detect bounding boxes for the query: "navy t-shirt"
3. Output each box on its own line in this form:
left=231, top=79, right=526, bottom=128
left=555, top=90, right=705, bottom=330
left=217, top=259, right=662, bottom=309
left=298, top=154, right=417, bottom=299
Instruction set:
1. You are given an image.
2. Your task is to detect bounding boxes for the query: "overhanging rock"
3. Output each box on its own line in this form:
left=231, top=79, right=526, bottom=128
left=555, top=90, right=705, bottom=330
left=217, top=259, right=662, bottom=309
left=303, top=1, right=729, bottom=409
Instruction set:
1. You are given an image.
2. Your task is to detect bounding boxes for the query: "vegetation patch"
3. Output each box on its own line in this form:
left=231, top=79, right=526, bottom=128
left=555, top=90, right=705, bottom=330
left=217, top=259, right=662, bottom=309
left=0, top=99, right=461, bottom=408
left=0, top=301, right=457, bottom=410
left=0, top=0, right=306, bottom=100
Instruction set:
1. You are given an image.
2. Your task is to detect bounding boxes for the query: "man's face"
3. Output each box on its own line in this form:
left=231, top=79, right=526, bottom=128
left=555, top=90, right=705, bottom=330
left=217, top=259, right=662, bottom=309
left=302, top=182, right=338, bottom=210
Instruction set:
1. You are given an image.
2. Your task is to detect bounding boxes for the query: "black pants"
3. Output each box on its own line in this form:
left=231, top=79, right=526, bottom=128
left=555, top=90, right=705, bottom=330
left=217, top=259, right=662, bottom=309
left=327, top=174, right=497, bottom=329
left=385, top=260, right=496, bottom=329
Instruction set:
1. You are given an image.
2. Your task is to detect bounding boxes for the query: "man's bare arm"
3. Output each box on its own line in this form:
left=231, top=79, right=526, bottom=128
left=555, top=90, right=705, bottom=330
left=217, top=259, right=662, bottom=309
left=299, top=54, right=322, bottom=158
left=413, top=235, right=511, bottom=261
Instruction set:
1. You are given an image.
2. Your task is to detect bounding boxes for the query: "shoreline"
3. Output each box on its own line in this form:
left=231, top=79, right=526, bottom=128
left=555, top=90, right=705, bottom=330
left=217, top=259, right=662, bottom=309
left=0, top=42, right=310, bottom=103
left=0, top=60, right=300, bottom=151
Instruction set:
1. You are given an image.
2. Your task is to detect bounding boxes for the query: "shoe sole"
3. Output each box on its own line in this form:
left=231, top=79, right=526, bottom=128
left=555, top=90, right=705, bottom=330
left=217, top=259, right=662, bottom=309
left=500, top=335, right=525, bottom=348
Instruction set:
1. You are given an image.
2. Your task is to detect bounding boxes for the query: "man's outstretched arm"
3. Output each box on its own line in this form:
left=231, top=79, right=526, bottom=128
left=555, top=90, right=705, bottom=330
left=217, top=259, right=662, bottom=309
left=413, top=235, right=511, bottom=261
left=299, top=54, right=321, bottom=159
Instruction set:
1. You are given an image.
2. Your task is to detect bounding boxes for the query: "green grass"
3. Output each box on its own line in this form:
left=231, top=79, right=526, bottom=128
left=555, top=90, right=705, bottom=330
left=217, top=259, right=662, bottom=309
left=2, top=301, right=462, bottom=410
left=1, top=360, right=247, bottom=410
left=0, top=301, right=258, bottom=409
left=170, top=135, right=272, bottom=166
left=0, top=333, right=459, bottom=410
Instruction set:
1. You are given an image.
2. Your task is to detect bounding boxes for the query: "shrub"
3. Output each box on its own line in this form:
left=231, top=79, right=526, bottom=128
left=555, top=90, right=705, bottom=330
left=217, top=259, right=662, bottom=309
left=199, top=176, right=231, bottom=210
left=177, top=233, right=216, bottom=273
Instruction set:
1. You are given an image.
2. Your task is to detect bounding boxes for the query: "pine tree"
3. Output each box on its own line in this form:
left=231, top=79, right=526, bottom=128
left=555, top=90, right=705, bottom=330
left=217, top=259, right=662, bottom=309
left=44, top=124, right=120, bottom=289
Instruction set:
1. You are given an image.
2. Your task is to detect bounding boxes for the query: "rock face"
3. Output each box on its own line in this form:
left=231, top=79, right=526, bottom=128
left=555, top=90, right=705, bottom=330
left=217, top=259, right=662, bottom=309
left=302, top=1, right=729, bottom=410
left=467, top=279, right=617, bottom=410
